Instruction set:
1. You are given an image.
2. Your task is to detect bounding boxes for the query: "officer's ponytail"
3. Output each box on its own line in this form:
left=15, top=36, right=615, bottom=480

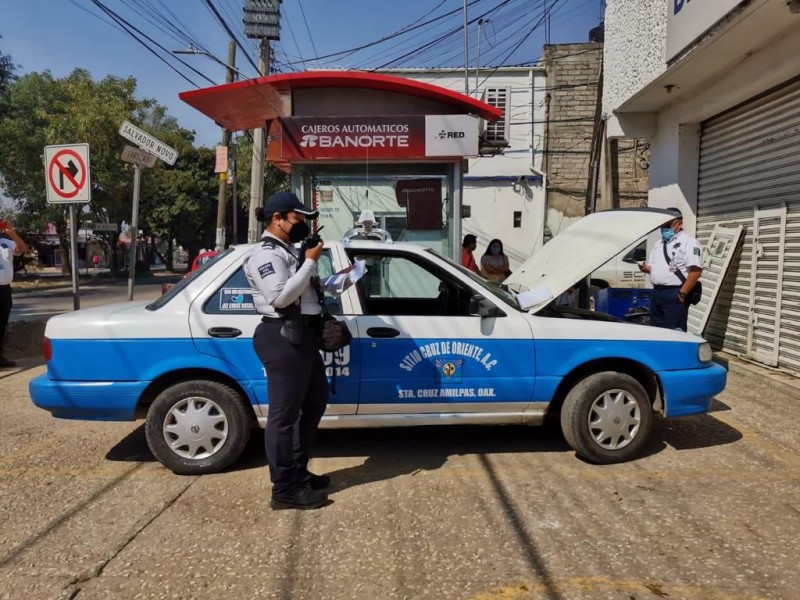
left=255, top=207, right=267, bottom=222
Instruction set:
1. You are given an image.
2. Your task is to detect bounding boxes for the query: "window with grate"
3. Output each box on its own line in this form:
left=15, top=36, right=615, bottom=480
left=482, top=87, right=510, bottom=143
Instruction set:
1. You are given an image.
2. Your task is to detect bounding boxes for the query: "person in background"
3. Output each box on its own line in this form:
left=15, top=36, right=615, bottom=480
left=480, top=238, right=510, bottom=283
left=0, top=221, right=28, bottom=368
left=461, top=234, right=480, bottom=275
left=638, top=207, right=703, bottom=331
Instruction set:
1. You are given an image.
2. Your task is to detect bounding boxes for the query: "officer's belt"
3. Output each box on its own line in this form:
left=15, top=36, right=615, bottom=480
left=262, top=314, right=322, bottom=327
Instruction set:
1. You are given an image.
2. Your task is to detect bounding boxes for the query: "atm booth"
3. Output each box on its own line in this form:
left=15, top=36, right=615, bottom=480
left=180, top=71, right=502, bottom=259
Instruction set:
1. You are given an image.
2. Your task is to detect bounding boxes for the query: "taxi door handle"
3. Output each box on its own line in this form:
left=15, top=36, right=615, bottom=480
left=367, top=327, right=400, bottom=338
left=208, top=327, right=242, bottom=338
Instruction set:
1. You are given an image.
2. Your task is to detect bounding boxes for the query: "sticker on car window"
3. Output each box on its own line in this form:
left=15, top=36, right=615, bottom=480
left=220, top=288, right=255, bottom=311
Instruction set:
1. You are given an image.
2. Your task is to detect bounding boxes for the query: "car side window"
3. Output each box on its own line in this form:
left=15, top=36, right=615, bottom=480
left=350, top=252, right=472, bottom=317
left=623, top=241, right=647, bottom=263
left=203, top=267, right=257, bottom=315
left=203, top=250, right=341, bottom=315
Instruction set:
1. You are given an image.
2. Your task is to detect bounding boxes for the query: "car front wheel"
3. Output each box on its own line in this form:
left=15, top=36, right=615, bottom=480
left=145, top=380, right=253, bottom=475
left=560, top=371, right=652, bottom=464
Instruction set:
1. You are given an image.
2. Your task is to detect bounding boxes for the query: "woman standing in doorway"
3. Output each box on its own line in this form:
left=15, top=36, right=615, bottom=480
left=480, top=238, right=510, bottom=283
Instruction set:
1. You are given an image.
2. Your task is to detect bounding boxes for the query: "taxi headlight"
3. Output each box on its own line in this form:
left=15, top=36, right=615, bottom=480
left=698, top=342, right=713, bottom=363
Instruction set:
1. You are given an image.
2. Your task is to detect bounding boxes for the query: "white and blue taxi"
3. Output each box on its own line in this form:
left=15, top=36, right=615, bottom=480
left=29, top=209, right=727, bottom=474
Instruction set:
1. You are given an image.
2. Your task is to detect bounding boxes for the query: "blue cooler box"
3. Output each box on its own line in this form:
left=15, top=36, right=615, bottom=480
left=595, top=288, right=652, bottom=323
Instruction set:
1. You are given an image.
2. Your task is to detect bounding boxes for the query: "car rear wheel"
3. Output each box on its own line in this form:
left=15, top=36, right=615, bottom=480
left=145, top=380, right=253, bottom=475
left=560, top=371, right=652, bottom=464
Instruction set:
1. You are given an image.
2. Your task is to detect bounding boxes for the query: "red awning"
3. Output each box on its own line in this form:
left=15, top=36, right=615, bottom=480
left=179, top=70, right=503, bottom=131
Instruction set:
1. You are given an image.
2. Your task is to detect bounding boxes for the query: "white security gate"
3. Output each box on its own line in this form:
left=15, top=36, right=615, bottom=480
left=697, top=79, right=800, bottom=374
left=687, top=224, right=744, bottom=337
left=747, top=208, right=786, bottom=366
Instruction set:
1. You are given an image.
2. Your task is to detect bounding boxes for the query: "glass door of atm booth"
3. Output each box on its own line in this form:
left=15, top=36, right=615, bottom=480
left=291, top=162, right=460, bottom=260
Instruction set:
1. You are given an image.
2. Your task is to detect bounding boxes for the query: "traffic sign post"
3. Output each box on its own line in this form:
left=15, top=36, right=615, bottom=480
left=44, top=143, right=92, bottom=311
left=118, top=122, right=178, bottom=301
left=127, top=164, right=141, bottom=301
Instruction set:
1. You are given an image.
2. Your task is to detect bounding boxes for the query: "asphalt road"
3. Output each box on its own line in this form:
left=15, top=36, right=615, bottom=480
left=10, top=281, right=165, bottom=322
left=1, top=358, right=799, bottom=599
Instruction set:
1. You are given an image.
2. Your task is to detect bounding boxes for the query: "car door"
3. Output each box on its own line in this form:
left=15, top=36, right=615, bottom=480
left=345, top=248, right=536, bottom=415
left=189, top=249, right=360, bottom=417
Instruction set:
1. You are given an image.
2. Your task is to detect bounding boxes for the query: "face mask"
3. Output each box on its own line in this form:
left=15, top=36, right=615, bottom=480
left=284, top=220, right=310, bottom=244
left=660, top=227, right=675, bottom=242
left=490, top=245, right=501, bottom=255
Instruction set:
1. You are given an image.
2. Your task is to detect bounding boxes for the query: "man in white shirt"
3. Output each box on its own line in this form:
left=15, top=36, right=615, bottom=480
left=0, top=221, right=28, bottom=368
left=638, top=208, right=703, bottom=331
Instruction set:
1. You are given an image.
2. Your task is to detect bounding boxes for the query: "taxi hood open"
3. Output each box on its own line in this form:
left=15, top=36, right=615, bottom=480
left=505, top=208, right=675, bottom=313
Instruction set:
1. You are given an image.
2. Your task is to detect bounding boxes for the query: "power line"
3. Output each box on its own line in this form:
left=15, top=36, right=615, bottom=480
left=201, top=0, right=260, bottom=74
left=88, top=0, right=214, bottom=87
left=296, top=0, right=321, bottom=68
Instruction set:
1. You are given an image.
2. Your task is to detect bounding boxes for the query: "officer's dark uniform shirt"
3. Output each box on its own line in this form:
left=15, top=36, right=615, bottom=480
left=647, top=230, right=703, bottom=286
left=243, top=232, right=320, bottom=318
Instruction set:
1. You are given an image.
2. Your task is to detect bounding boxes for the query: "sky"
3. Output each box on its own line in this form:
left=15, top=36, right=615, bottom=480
left=2, top=0, right=603, bottom=149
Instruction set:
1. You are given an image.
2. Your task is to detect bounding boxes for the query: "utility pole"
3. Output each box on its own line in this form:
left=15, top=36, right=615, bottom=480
left=248, top=39, right=270, bottom=243
left=244, top=0, right=281, bottom=242
left=463, top=0, right=469, bottom=95
left=215, top=40, right=237, bottom=252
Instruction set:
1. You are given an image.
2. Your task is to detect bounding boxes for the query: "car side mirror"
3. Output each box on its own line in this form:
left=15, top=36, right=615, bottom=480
left=469, top=294, right=504, bottom=318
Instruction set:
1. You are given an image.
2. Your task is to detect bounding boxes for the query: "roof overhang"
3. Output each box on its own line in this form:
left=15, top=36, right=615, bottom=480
left=618, top=0, right=796, bottom=114
left=179, top=70, right=503, bottom=131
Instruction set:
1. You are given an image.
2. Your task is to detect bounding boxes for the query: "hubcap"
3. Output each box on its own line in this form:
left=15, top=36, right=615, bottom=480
left=587, top=388, right=641, bottom=450
left=163, top=396, right=228, bottom=460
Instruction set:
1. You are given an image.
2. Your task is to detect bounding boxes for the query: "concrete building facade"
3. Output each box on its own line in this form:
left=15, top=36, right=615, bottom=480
left=604, top=0, right=800, bottom=374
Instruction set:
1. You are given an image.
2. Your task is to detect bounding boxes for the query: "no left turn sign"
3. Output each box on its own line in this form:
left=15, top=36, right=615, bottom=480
left=44, top=143, right=91, bottom=204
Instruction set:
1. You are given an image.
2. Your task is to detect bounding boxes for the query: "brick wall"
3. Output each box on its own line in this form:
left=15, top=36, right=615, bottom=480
left=543, top=43, right=649, bottom=225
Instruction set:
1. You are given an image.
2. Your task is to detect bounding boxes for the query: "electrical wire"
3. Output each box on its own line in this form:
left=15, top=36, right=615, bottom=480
left=296, top=0, right=321, bottom=68
left=201, top=0, right=261, bottom=74
left=88, top=0, right=215, bottom=87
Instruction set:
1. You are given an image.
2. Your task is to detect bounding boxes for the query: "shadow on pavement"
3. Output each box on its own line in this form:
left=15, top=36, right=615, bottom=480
left=103, top=412, right=743, bottom=481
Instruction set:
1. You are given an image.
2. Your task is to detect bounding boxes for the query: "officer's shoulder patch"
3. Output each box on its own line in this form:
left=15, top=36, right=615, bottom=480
left=258, top=262, right=276, bottom=278
left=693, top=247, right=701, bottom=256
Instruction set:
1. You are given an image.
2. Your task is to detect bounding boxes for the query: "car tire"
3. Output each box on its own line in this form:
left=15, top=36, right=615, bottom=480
left=145, top=380, right=253, bottom=475
left=560, top=371, right=652, bottom=464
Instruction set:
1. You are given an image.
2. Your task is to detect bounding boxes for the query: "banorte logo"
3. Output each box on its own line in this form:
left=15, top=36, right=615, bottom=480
left=300, top=134, right=319, bottom=148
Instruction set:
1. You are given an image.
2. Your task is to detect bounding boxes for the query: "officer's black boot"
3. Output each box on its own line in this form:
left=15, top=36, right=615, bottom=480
left=270, top=485, right=328, bottom=510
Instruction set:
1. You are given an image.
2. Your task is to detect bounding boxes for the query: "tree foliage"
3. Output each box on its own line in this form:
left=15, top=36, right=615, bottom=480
left=0, top=68, right=226, bottom=272
left=0, top=64, right=289, bottom=273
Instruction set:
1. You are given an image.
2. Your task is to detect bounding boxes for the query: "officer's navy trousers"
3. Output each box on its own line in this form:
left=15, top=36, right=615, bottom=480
left=253, top=319, right=328, bottom=498
left=649, top=285, right=688, bottom=331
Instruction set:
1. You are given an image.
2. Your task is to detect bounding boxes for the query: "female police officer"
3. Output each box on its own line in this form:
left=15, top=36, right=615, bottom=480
left=244, top=191, right=330, bottom=510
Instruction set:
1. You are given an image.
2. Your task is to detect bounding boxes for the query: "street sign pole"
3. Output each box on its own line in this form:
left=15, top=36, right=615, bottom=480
left=69, top=204, right=80, bottom=310
left=127, top=164, right=141, bottom=302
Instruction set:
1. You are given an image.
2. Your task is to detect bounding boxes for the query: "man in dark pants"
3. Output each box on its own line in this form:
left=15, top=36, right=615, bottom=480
left=244, top=192, right=330, bottom=510
left=639, top=207, right=703, bottom=331
left=0, top=222, right=28, bottom=368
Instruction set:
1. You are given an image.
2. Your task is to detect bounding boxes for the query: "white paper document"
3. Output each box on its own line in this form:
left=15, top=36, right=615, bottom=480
left=322, top=260, right=367, bottom=296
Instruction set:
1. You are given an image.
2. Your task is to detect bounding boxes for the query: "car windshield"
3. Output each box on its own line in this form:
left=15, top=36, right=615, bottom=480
left=146, top=248, right=233, bottom=311
left=425, top=249, right=522, bottom=311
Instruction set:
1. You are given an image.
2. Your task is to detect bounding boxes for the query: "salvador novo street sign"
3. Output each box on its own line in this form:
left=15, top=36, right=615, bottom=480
left=118, top=121, right=178, bottom=165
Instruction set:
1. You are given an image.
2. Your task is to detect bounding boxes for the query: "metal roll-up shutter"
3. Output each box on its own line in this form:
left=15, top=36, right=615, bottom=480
left=697, top=79, right=800, bottom=374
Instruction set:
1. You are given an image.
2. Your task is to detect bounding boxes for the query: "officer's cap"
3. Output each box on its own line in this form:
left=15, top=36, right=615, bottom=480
left=665, top=207, right=683, bottom=220
left=263, top=191, right=319, bottom=219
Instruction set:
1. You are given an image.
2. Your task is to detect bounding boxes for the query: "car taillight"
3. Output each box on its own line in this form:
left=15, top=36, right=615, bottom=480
left=43, top=337, right=53, bottom=361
